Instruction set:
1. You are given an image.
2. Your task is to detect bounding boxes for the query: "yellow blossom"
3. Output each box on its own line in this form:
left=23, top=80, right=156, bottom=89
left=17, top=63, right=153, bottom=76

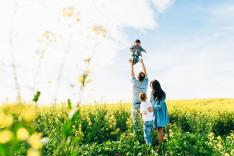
left=0, top=129, right=13, bottom=144
left=216, top=142, right=223, bottom=150
left=217, top=135, right=222, bottom=141
left=62, top=7, right=76, bottom=17
left=17, top=127, right=29, bottom=141
left=62, top=7, right=80, bottom=22
left=92, top=25, right=107, bottom=37
left=0, top=112, right=13, bottom=128
left=28, top=133, right=42, bottom=149
left=27, top=148, right=40, bottom=156
left=208, top=132, right=214, bottom=140
left=169, top=129, right=174, bottom=138
left=21, top=108, right=36, bottom=122
left=106, top=114, right=116, bottom=128
left=230, top=150, right=234, bottom=156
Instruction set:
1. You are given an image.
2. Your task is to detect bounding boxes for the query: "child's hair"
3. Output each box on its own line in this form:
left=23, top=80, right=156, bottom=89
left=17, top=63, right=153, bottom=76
left=139, top=92, right=147, bottom=102
left=135, top=39, right=141, bottom=43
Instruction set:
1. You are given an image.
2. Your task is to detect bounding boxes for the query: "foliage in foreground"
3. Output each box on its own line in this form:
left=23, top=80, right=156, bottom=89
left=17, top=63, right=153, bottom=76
left=0, top=98, right=234, bottom=156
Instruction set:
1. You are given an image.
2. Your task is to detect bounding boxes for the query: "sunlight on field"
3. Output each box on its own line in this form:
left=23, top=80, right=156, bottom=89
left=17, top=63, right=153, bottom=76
left=77, top=98, right=234, bottom=113
left=168, top=98, right=234, bottom=113
left=2, top=98, right=234, bottom=114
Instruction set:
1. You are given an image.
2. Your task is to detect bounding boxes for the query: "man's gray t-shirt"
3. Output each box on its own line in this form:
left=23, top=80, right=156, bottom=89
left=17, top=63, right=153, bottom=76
left=131, top=76, right=149, bottom=107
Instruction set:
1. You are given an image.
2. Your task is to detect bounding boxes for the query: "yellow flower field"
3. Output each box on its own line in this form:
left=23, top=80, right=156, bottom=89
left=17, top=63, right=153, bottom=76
left=0, top=98, right=234, bottom=155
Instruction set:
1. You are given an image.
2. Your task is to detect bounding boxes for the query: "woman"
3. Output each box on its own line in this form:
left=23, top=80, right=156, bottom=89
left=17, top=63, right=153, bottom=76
left=150, top=80, right=169, bottom=142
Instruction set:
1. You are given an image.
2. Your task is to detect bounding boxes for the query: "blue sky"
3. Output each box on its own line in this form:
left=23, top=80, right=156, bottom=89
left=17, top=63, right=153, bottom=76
left=98, top=0, right=234, bottom=102
left=0, top=0, right=234, bottom=104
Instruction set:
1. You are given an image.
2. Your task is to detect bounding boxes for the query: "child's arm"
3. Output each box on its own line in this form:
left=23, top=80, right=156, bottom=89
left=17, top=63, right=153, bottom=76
left=154, top=100, right=165, bottom=110
left=140, top=47, right=146, bottom=53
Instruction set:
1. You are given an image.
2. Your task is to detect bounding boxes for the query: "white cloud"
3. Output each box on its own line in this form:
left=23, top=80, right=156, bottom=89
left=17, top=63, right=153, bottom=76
left=152, top=0, right=175, bottom=13
left=0, top=0, right=174, bottom=104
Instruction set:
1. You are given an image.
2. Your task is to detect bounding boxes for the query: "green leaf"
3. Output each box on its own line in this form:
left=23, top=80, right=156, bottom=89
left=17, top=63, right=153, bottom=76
left=67, top=99, right=72, bottom=110
left=32, top=91, right=41, bottom=103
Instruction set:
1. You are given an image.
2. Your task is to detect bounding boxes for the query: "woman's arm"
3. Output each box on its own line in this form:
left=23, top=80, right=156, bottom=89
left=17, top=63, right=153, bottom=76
left=150, top=95, right=162, bottom=110
left=155, top=104, right=162, bottom=110
left=155, top=99, right=165, bottom=110
left=147, top=106, right=153, bottom=112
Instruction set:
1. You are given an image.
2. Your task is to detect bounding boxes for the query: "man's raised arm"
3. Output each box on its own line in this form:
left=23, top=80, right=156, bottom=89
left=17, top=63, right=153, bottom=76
left=129, top=61, right=135, bottom=78
left=140, top=59, right=148, bottom=77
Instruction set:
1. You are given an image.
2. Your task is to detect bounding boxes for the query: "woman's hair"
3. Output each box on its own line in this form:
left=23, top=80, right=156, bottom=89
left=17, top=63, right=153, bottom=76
left=150, top=79, right=166, bottom=101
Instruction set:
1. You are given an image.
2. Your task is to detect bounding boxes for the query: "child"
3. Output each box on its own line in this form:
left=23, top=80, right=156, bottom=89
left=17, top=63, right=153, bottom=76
left=139, top=92, right=154, bottom=145
left=129, top=39, right=146, bottom=65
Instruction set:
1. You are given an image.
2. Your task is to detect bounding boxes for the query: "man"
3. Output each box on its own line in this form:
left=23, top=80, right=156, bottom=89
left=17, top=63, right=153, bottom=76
left=129, top=58, right=149, bottom=125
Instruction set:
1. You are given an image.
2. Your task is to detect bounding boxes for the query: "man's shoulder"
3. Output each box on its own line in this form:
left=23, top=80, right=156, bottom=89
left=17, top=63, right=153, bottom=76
left=143, top=77, right=149, bottom=84
left=131, top=76, right=137, bottom=83
left=132, top=76, right=136, bottom=79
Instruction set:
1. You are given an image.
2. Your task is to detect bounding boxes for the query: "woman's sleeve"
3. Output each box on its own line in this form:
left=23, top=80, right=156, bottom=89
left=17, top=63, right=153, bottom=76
left=155, top=104, right=162, bottom=110
left=155, top=99, right=164, bottom=110
left=151, top=95, right=161, bottom=110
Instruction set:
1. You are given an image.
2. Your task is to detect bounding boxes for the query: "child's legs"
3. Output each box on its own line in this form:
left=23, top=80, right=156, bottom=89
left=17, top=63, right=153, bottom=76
left=144, top=121, right=153, bottom=145
left=130, top=55, right=140, bottom=65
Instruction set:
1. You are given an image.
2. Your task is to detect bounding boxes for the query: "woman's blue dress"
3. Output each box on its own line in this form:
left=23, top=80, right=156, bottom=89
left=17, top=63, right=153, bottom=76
left=150, top=95, right=169, bottom=128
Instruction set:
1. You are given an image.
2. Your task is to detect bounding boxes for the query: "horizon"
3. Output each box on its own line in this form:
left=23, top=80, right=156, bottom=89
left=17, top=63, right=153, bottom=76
left=2, top=97, right=234, bottom=106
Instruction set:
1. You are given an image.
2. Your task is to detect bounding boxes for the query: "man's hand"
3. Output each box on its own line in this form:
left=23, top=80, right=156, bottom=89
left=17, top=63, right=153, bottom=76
left=140, top=58, right=144, bottom=63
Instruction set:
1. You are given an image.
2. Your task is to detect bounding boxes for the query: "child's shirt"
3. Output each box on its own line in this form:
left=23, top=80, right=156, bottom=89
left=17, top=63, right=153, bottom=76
left=130, top=45, right=146, bottom=56
left=140, top=101, right=154, bottom=122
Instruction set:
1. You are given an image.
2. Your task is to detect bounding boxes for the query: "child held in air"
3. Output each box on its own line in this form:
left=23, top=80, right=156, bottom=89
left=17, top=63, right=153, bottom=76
left=129, top=39, right=146, bottom=65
